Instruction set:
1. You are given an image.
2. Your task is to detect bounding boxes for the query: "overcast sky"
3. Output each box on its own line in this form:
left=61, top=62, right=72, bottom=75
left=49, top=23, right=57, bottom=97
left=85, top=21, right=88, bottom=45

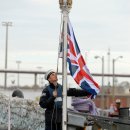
left=0, top=0, right=130, bottom=85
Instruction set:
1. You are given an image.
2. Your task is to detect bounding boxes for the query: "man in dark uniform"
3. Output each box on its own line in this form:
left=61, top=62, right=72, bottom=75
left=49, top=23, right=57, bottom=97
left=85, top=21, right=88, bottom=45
left=39, top=70, right=90, bottom=130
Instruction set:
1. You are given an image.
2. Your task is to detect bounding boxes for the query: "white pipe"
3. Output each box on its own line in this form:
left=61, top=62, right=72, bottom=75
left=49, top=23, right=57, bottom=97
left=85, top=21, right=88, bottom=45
left=62, top=9, right=68, bottom=130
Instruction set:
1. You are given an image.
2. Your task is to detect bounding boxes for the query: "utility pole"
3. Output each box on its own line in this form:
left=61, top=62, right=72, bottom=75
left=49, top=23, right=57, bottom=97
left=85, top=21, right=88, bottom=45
left=59, top=1, right=72, bottom=130
left=2, top=22, right=12, bottom=89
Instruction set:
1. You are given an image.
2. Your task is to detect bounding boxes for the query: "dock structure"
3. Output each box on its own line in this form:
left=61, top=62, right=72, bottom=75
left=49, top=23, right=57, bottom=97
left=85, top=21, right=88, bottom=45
left=67, top=110, right=130, bottom=130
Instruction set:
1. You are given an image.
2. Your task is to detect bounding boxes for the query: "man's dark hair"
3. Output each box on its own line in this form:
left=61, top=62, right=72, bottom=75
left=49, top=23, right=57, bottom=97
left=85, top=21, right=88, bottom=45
left=12, top=89, right=24, bottom=98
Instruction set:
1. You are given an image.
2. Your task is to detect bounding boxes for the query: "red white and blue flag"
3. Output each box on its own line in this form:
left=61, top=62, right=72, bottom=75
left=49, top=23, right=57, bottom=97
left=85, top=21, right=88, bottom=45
left=59, top=20, right=100, bottom=98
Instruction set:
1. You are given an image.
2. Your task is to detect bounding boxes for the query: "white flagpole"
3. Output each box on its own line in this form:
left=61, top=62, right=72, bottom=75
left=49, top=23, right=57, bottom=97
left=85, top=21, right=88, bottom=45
left=59, top=1, right=72, bottom=130
left=62, top=10, right=68, bottom=130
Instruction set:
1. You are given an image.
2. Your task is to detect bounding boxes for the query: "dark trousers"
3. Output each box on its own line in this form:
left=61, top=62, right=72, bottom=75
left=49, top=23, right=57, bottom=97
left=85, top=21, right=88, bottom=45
left=45, top=122, right=62, bottom=130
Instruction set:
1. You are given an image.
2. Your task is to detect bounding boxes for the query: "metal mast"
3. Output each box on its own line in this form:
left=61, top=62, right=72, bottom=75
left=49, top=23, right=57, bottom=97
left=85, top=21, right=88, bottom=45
left=59, top=0, right=72, bottom=130
left=2, top=22, right=12, bottom=89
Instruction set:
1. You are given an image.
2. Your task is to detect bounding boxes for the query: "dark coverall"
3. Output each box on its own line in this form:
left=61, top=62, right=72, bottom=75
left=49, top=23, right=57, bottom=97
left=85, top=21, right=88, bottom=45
left=39, top=83, right=90, bottom=130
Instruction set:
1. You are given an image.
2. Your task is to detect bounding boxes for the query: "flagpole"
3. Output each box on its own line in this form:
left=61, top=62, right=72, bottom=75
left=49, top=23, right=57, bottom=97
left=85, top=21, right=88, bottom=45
left=59, top=1, right=72, bottom=130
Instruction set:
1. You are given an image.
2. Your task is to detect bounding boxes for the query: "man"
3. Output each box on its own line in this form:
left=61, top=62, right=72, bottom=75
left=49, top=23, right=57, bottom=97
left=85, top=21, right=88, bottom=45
left=39, top=69, right=90, bottom=130
left=12, top=89, right=24, bottom=98
left=109, top=99, right=121, bottom=117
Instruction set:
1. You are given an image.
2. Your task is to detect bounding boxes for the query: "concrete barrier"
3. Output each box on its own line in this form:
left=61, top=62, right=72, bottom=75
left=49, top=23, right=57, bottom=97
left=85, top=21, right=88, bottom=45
left=0, top=93, right=45, bottom=130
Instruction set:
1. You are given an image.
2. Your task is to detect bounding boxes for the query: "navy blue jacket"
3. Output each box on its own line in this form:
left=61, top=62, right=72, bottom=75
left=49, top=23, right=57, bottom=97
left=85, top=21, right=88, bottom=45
left=39, top=83, right=90, bottom=123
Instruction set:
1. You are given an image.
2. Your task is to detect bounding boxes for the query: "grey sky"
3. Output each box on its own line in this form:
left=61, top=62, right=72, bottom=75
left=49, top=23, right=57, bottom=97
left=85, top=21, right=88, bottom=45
left=0, top=0, right=130, bottom=85
left=0, top=0, right=130, bottom=51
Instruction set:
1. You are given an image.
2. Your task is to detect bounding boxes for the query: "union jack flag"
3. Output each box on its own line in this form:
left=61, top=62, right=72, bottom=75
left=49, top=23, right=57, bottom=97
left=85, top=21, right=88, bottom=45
left=59, top=20, right=100, bottom=98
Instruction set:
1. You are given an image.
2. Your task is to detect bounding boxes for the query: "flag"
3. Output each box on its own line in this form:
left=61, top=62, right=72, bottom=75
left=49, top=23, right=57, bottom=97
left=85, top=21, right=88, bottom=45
left=67, top=20, right=100, bottom=98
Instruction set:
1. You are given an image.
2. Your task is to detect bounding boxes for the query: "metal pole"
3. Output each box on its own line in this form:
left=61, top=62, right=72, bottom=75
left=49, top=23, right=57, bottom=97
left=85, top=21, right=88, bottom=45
left=34, top=73, right=37, bottom=86
left=59, top=1, right=72, bottom=130
left=101, top=56, right=104, bottom=108
left=62, top=10, right=68, bottom=130
left=8, top=94, right=11, bottom=130
left=112, top=56, right=123, bottom=102
left=112, top=59, right=115, bottom=102
left=4, top=24, right=8, bottom=89
left=2, top=22, right=12, bottom=89
left=37, top=66, right=42, bottom=87
left=94, top=56, right=104, bottom=108
left=107, top=48, right=110, bottom=87
left=16, top=60, right=21, bottom=88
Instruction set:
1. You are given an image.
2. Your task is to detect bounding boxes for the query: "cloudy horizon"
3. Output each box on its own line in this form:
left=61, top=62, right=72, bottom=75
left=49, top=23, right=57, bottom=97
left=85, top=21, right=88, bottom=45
left=0, top=0, right=130, bottom=86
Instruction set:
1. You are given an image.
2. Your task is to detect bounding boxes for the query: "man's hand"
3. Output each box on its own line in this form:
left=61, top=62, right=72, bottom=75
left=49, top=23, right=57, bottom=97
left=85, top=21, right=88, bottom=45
left=53, top=82, right=57, bottom=87
left=53, top=90, right=57, bottom=97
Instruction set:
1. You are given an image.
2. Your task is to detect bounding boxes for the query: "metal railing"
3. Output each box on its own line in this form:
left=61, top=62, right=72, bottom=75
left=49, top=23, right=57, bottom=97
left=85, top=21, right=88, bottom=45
left=0, top=69, right=130, bottom=89
left=1, top=69, right=130, bottom=77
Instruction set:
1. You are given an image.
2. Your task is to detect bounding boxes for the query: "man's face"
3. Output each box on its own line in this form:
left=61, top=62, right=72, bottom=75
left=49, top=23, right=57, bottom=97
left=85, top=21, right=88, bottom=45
left=48, top=72, right=58, bottom=83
